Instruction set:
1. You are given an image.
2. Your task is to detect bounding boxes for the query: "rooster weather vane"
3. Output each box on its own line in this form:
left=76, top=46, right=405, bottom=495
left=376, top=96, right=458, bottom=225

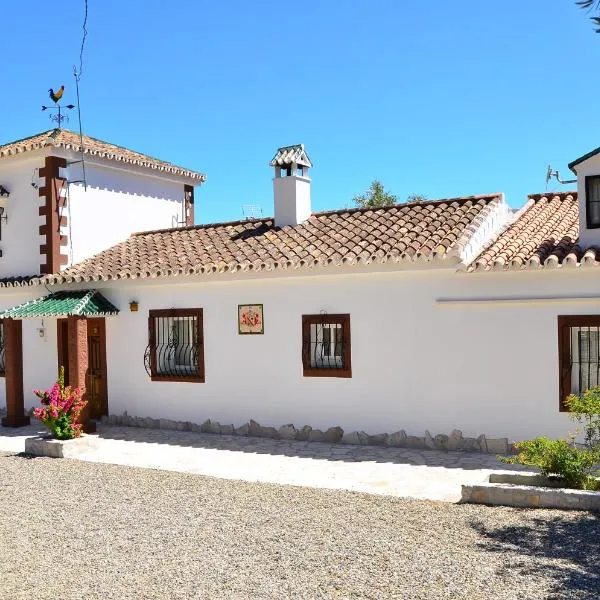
left=41, top=85, right=75, bottom=127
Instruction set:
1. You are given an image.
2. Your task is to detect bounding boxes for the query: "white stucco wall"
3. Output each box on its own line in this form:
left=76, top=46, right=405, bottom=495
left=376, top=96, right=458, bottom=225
left=14, top=264, right=589, bottom=443
left=574, top=152, right=600, bottom=248
left=65, top=160, right=187, bottom=265
left=0, top=153, right=47, bottom=277
left=3, top=264, right=600, bottom=441
left=0, top=287, right=58, bottom=409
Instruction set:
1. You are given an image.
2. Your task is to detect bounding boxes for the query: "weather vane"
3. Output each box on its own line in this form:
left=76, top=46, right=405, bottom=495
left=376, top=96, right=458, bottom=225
left=41, top=85, right=75, bottom=127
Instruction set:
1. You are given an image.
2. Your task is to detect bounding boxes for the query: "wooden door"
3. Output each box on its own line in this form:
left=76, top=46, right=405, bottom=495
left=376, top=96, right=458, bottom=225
left=86, top=318, right=108, bottom=419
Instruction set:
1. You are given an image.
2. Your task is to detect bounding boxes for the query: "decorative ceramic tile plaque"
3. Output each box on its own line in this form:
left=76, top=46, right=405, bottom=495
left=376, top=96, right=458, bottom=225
left=238, top=304, right=264, bottom=334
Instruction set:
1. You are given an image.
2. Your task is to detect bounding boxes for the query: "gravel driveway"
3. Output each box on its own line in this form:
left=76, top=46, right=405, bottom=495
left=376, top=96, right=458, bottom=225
left=0, top=453, right=598, bottom=600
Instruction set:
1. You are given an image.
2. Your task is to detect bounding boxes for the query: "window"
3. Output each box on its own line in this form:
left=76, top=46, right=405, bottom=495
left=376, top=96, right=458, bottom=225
left=0, top=320, right=4, bottom=376
left=302, top=314, right=351, bottom=378
left=585, top=176, right=600, bottom=228
left=144, top=309, right=204, bottom=382
left=558, top=316, right=600, bottom=410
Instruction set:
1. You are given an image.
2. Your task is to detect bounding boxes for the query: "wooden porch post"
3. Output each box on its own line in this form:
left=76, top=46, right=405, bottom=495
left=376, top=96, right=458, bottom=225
left=1, top=318, right=30, bottom=428
left=67, top=316, right=96, bottom=433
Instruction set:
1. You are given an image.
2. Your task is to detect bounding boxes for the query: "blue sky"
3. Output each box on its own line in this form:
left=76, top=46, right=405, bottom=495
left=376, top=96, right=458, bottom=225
left=1, top=1, right=599, bottom=224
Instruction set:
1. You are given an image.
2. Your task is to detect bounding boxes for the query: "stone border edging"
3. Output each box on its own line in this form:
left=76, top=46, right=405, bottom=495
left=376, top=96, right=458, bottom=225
left=99, top=412, right=513, bottom=454
left=461, top=473, right=600, bottom=511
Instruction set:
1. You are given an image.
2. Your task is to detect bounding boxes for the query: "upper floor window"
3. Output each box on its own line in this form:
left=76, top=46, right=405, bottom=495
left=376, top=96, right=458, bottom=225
left=302, top=314, right=351, bottom=378
left=144, top=309, right=204, bottom=382
left=585, top=176, right=600, bottom=228
left=558, top=316, right=600, bottom=410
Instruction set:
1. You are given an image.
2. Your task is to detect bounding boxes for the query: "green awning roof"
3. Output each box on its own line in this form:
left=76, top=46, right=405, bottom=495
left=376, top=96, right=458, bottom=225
left=0, top=290, right=119, bottom=319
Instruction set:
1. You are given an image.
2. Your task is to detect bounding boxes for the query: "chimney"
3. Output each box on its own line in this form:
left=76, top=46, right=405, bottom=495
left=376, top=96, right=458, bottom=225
left=270, top=144, right=312, bottom=227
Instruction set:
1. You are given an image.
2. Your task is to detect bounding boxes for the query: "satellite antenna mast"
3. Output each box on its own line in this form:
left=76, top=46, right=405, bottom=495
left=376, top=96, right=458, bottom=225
left=545, top=165, right=576, bottom=187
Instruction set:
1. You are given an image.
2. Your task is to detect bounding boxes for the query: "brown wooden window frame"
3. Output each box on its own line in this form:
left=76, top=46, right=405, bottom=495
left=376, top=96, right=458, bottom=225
left=585, top=175, right=600, bottom=229
left=147, top=308, right=205, bottom=383
left=302, top=314, right=351, bottom=378
left=0, top=320, right=4, bottom=377
left=557, top=315, right=600, bottom=411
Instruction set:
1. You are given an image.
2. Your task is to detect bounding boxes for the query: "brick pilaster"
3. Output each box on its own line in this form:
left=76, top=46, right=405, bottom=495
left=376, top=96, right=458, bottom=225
left=39, top=156, right=69, bottom=274
left=67, top=316, right=95, bottom=433
left=1, top=319, right=29, bottom=428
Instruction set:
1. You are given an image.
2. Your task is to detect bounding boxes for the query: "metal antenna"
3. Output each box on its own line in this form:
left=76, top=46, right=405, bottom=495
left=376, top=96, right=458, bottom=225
left=546, top=164, right=576, bottom=186
left=242, top=204, right=264, bottom=220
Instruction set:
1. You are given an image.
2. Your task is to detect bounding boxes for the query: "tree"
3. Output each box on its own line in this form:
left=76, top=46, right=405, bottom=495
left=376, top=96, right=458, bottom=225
left=577, top=0, right=600, bottom=33
left=353, top=180, right=397, bottom=208
left=406, top=194, right=427, bottom=203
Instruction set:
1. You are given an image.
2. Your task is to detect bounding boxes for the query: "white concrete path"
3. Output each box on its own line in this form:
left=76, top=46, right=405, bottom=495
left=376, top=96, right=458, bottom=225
left=0, top=423, right=525, bottom=502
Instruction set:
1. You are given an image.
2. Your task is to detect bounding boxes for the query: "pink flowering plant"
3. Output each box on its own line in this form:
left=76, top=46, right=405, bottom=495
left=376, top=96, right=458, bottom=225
left=33, top=367, right=87, bottom=440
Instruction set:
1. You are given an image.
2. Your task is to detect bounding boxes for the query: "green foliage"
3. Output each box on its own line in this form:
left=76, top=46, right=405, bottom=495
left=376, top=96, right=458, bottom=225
left=565, top=387, right=600, bottom=449
left=577, top=0, right=600, bottom=33
left=353, top=180, right=397, bottom=208
left=406, top=194, right=427, bottom=203
left=499, top=437, right=600, bottom=490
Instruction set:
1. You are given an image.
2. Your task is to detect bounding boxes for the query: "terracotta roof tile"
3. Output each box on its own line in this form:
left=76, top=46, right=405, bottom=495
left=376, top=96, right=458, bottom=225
left=469, top=192, right=587, bottom=271
left=30, top=194, right=502, bottom=285
left=0, top=128, right=205, bottom=182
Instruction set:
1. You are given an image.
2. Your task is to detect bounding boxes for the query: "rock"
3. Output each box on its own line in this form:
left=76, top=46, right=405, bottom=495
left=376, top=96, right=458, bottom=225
left=434, top=434, right=449, bottom=451
left=477, top=434, right=487, bottom=453
left=235, top=423, right=250, bottom=436
left=202, top=420, right=222, bottom=435
left=447, top=429, right=463, bottom=451
left=259, top=426, right=279, bottom=439
left=308, top=429, right=326, bottom=442
left=458, top=437, right=480, bottom=452
left=220, top=424, right=235, bottom=436
left=486, top=437, right=509, bottom=455
left=278, top=424, right=297, bottom=440
left=424, top=431, right=437, bottom=450
left=323, top=426, right=344, bottom=443
left=387, top=430, right=407, bottom=447
left=341, top=431, right=369, bottom=445
left=405, top=436, right=426, bottom=449
left=295, top=425, right=312, bottom=441
left=248, top=419, right=262, bottom=437
left=368, top=433, right=389, bottom=446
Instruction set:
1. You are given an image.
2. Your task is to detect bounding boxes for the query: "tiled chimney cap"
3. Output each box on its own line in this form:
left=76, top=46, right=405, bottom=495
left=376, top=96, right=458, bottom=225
left=269, top=144, right=312, bottom=168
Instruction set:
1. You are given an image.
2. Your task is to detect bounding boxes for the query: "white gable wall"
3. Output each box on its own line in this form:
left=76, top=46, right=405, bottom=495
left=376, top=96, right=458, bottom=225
left=65, top=160, right=187, bottom=266
left=0, top=153, right=48, bottom=277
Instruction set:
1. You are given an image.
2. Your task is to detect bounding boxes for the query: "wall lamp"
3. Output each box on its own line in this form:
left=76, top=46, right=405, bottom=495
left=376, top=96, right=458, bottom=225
left=129, top=300, right=139, bottom=312
left=0, top=207, right=7, bottom=224
left=0, top=185, right=9, bottom=198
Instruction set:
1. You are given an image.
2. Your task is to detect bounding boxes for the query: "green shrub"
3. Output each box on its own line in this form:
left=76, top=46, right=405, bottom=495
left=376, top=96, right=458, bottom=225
left=565, top=387, right=600, bottom=450
left=499, top=437, right=600, bottom=490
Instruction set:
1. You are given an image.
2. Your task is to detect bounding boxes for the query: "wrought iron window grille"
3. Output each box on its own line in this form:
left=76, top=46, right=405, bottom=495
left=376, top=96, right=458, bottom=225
left=302, top=313, right=351, bottom=378
left=144, top=309, right=204, bottom=382
left=558, top=316, right=600, bottom=411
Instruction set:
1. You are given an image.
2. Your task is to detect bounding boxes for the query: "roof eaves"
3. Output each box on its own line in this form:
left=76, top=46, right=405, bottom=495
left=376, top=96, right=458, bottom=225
left=568, top=146, right=600, bottom=173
